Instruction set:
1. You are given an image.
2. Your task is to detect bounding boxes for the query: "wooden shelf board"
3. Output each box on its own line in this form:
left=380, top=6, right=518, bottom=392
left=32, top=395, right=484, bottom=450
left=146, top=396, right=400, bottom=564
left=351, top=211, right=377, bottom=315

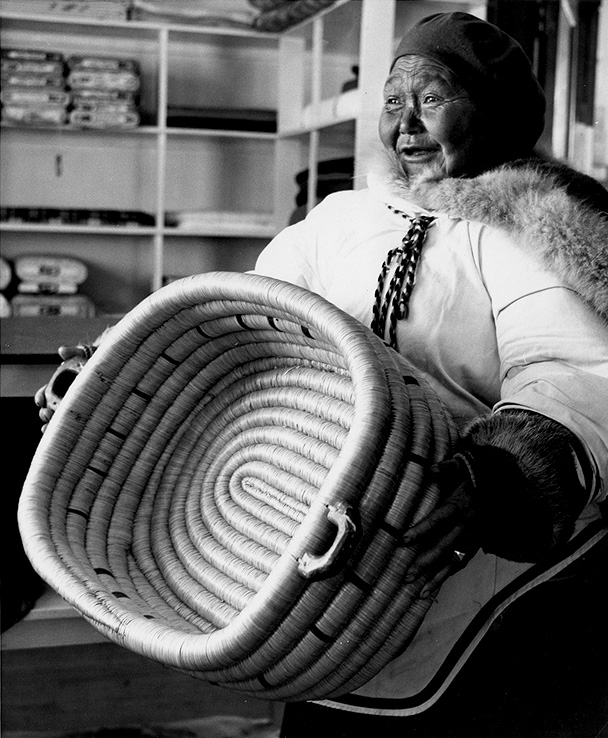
left=1, top=316, right=122, bottom=357
left=0, top=223, right=157, bottom=235
left=2, top=587, right=109, bottom=650
left=0, top=10, right=280, bottom=39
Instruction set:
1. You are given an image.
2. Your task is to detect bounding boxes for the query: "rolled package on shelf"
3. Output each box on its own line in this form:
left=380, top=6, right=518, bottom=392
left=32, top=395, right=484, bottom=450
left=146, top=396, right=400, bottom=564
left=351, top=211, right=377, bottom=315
left=11, top=294, right=95, bottom=318
left=69, top=107, right=140, bottom=129
left=14, top=255, right=88, bottom=286
left=67, top=68, right=140, bottom=92
left=0, top=256, right=13, bottom=291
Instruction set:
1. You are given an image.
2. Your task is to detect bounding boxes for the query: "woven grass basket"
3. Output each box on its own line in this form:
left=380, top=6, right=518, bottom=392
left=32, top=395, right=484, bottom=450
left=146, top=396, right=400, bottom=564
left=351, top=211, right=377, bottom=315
left=19, top=271, right=458, bottom=701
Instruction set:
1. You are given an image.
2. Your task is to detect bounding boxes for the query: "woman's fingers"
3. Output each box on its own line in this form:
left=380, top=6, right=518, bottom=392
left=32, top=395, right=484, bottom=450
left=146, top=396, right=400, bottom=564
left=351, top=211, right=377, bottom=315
left=404, top=522, right=466, bottom=582
left=419, top=561, right=455, bottom=599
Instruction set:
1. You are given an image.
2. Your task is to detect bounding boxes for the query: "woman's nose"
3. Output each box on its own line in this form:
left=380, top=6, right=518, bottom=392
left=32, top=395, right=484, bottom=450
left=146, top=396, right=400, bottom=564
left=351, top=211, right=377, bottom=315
left=399, top=102, right=423, bottom=134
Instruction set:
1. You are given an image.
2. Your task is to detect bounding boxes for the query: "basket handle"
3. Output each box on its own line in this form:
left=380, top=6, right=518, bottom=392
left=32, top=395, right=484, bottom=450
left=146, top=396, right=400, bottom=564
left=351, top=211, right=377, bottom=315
left=45, top=355, right=88, bottom=411
left=298, top=501, right=358, bottom=580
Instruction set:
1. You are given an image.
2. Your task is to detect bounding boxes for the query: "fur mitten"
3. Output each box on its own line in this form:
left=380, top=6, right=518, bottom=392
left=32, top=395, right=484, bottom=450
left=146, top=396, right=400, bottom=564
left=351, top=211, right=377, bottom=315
left=456, top=410, right=589, bottom=561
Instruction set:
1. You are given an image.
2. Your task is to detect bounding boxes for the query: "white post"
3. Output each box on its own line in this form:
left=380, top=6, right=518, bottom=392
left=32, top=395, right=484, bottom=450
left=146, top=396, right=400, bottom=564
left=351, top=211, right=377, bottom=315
left=354, top=0, right=396, bottom=188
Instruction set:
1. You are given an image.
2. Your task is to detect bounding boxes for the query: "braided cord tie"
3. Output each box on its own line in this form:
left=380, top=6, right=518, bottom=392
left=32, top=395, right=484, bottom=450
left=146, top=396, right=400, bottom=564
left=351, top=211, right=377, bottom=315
left=371, top=209, right=435, bottom=350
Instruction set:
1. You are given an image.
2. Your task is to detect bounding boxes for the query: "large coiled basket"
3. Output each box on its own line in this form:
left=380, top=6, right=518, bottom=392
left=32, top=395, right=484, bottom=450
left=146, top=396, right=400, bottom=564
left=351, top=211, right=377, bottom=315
left=18, top=271, right=457, bottom=701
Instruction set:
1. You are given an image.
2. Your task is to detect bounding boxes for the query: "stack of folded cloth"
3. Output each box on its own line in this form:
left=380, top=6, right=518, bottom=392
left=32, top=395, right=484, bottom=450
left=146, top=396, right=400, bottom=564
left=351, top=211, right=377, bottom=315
left=250, top=0, right=337, bottom=31
left=1, top=48, right=69, bottom=126
left=290, top=157, right=354, bottom=224
left=67, top=55, right=141, bottom=129
left=0, top=1, right=130, bottom=20
left=131, top=0, right=257, bottom=27
left=11, top=255, right=96, bottom=317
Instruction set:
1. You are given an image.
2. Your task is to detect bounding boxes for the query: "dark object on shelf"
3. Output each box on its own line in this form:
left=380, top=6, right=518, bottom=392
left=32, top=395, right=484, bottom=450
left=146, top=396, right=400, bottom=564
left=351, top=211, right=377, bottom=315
left=253, top=0, right=337, bottom=32
left=294, top=156, right=354, bottom=186
left=166, top=106, right=277, bottom=133
left=0, top=207, right=155, bottom=227
left=341, top=65, right=359, bottom=92
left=290, top=157, right=354, bottom=224
left=294, top=156, right=354, bottom=205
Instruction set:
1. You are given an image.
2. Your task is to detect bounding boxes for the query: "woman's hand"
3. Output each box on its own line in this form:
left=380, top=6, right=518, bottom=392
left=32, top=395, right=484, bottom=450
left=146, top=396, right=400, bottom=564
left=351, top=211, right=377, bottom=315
left=401, top=456, right=480, bottom=598
left=34, top=344, right=95, bottom=432
left=401, top=409, right=590, bottom=597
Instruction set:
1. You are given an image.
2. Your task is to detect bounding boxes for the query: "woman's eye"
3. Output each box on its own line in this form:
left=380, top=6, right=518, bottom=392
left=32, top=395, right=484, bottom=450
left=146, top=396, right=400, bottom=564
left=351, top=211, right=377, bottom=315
left=385, top=94, right=400, bottom=106
left=422, top=94, right=440, bottom=104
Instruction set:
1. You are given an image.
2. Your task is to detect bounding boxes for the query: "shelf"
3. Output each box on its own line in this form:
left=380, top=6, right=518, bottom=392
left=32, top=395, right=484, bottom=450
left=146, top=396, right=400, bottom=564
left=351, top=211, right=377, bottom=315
left=280, top=90, right=360, bottom=136
left=1, top=315, right=122, bottom=397
left=0, top=9, right=280, bottom=39
left=1, top=585, right=109, bottom=650
left=1, top=122, right=277, bottom=139
left=0, top=222, right=157, bottom=235
left=162, top=127, right=276, bottom=139
left=0, top=122, right=159, bottom=135
left=165, top=225, right=277, bottom=238
left=1, top=223, right=277, bottom=238
left=1, top=315, right=123, bottom=357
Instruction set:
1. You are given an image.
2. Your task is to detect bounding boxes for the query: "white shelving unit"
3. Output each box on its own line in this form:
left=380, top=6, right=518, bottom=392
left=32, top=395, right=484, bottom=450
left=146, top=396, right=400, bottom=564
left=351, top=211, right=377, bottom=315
left=0, top=12, right=283, bottom=317
left=1, top=0, right=486, bottom=651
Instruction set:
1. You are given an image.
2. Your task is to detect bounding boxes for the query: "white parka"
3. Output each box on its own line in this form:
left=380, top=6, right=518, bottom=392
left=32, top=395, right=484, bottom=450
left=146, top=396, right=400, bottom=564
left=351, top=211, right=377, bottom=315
left=255, top=159, right=608, bottom=714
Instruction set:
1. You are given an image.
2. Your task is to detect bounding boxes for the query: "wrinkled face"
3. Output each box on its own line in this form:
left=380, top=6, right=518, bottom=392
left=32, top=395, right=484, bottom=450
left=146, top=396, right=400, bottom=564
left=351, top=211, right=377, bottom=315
left=379, top=55, right=488, bottom=181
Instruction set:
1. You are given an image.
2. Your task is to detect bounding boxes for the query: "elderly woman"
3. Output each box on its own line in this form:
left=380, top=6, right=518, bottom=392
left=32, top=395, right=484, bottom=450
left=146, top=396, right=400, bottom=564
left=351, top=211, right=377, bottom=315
left=253, top=11, right=608, bottom=738
left=34, top=11, right=607, bottom=738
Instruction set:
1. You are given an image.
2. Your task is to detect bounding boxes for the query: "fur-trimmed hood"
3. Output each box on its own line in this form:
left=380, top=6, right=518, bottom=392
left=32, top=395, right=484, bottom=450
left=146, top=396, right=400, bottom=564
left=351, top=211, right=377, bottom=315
left=376, top=156, right=608, bottom=323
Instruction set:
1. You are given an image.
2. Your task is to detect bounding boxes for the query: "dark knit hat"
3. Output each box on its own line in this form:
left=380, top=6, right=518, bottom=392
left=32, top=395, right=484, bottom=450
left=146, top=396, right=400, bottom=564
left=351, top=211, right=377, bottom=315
left=393, top=12, right=546, bottom=155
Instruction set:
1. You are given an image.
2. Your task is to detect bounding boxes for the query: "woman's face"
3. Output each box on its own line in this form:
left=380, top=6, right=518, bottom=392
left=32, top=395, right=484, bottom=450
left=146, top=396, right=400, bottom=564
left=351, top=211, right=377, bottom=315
left=379, top=55, right=488, bottom=181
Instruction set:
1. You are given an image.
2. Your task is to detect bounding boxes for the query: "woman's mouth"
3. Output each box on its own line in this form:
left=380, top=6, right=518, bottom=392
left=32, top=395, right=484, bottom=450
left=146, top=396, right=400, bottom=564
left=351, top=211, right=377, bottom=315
left=399, top=146, right=439, bottom=162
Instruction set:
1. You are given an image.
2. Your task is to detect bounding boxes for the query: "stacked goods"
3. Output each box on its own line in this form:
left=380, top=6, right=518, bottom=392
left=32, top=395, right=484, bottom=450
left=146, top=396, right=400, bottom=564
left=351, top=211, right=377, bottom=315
left=11, top=255, right=95, bottom=317
left=1, top=49, right=69, bottom=126
left=67, top=56, right=141, bottom=129
left=131, top=0, right=256, bottom=27
left=0, top=206, right=155, bottom=228
left=250, top=0, right=337, bottom=31
left=0, top=1, right=130, bottom=20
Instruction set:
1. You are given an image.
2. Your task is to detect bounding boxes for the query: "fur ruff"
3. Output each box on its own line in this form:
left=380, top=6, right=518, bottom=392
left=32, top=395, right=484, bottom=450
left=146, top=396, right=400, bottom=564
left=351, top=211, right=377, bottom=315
left=385, top=156, right=608, bottom=323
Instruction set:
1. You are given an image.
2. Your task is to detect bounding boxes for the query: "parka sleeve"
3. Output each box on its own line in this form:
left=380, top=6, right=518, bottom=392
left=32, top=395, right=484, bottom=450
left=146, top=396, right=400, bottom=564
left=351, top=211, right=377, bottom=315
left=254, top=218, right=316, bottom=289
left=475, top=226, right=608, bottom=501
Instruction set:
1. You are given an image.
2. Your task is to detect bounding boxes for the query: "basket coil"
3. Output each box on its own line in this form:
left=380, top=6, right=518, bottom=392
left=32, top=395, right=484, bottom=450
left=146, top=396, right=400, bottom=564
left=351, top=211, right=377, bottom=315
left=19, top=271, right=458, bottom=701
